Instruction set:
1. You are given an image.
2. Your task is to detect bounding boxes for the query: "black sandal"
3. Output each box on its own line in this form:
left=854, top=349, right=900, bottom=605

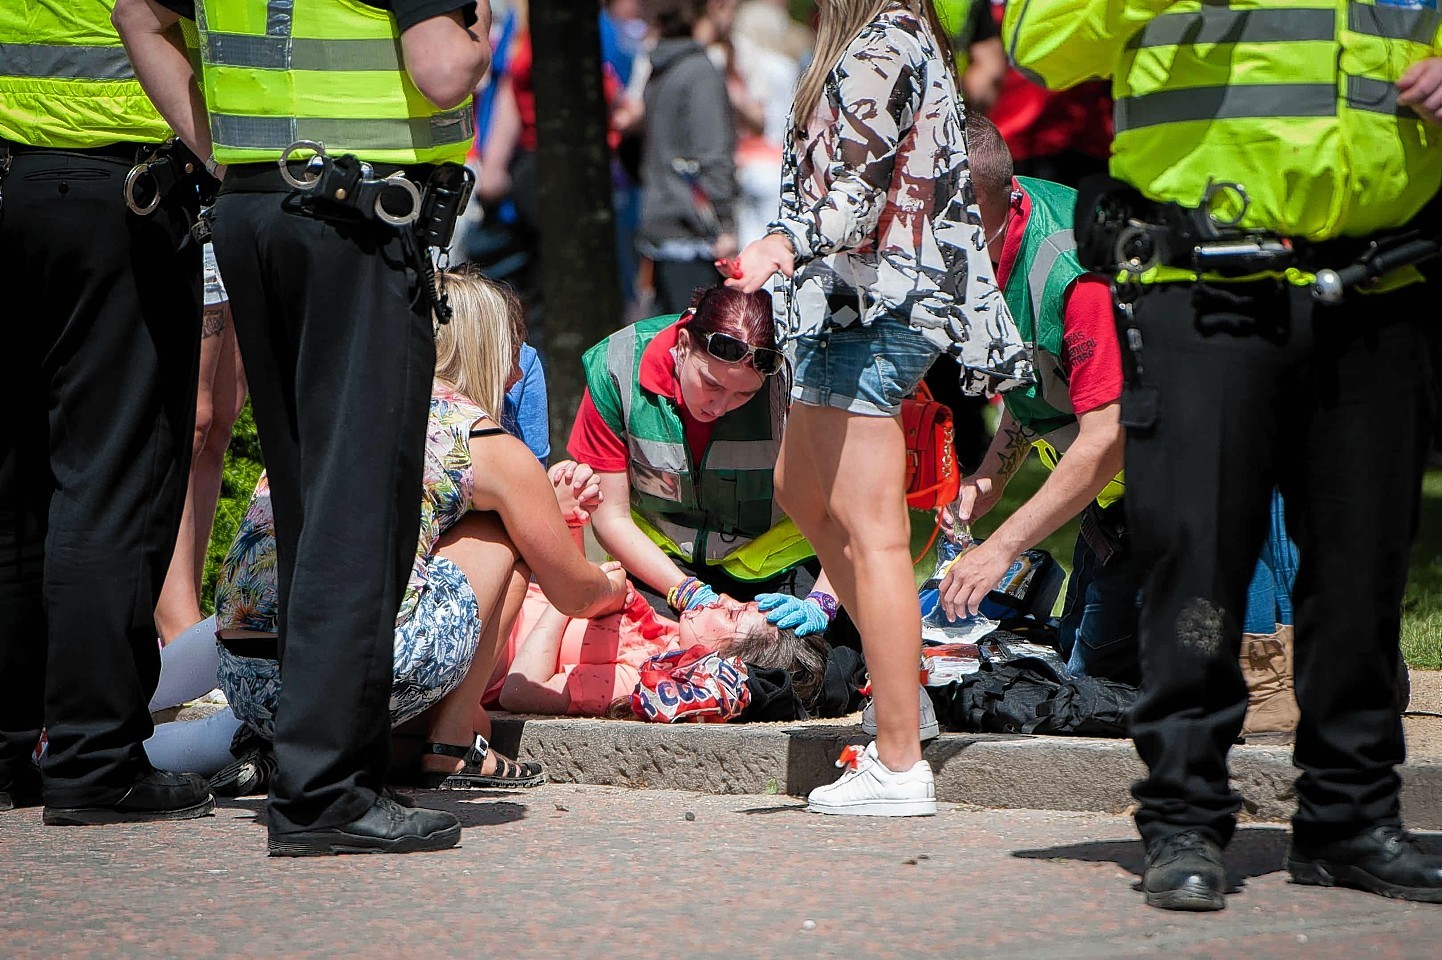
left=419, top=735, right=546, bottom=789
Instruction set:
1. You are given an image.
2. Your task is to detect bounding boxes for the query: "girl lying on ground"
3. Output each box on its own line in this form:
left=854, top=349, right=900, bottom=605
left=489, top=582, right=849, bottom=720
left=196, top=270, right=626, bottom=795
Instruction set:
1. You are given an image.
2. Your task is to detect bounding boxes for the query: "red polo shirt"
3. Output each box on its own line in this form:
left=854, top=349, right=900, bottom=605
left=568, top=320, right=716, bottom=473
left=994, top=181, right=1122, bottom=416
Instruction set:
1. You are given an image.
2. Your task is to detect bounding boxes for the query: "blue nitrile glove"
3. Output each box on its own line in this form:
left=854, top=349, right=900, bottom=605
left=756, top=593, right=830, bottom=637
left=685, top=583, right=721, bottom=610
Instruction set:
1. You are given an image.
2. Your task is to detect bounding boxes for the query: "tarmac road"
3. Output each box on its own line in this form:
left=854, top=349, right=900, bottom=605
left=3, top=785, right=1439, bottom=960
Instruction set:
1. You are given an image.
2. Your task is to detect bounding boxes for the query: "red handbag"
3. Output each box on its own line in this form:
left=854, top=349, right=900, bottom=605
left=901, top=382, right=960, bottom=511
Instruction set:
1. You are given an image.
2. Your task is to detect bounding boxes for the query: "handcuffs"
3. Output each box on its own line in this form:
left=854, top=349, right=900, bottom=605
left=278, top=139, right=423, bottom=226
left=123, top=138, right=215, bottom=217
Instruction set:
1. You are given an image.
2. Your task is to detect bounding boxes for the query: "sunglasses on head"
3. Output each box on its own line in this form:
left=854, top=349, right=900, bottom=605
left=694, top=330, right=785, bottom=376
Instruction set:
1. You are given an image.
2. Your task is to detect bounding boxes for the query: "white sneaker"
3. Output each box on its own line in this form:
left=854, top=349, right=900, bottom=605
left=861, top=685, right=940, bottom=741
left=807, top=742, right=937, bottom=817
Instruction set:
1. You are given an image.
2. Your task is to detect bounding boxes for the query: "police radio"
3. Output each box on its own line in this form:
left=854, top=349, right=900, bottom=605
left=418, top=164, right=477, bottom=251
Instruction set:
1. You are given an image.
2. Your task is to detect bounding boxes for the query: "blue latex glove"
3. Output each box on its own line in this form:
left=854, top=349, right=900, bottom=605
left=756, top=593, right=830, bottom=637
left=684, top=583, right=721, bottom=610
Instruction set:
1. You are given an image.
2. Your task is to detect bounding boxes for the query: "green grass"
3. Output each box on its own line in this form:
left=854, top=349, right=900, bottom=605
left=1401, top=470, right=1442, bottom=670
left=961, top=448, right=1442, bottom=669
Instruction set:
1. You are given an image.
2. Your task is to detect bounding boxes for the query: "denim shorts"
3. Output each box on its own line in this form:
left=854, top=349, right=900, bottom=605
left=789, top=317, right=943, bottom=417
left=203, top=243, right=228, bottom=307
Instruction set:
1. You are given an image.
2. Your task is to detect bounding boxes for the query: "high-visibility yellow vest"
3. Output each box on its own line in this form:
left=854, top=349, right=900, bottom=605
left=196, top=0, right=474, bottom=165
left=1004, top=0, right=1442, bottom=241
left=0, top=1, right=171, bottom=148
left=935, top=0, right=980, bottom=72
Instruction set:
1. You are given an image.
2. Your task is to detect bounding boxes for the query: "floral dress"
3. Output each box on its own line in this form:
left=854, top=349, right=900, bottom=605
left=213, top=385, right=490, bottom=739
left=767, top=5, right=1033, bottom=394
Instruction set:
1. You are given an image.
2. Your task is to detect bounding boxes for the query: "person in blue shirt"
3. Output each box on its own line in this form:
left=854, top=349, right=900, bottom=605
left=502, top=343, right=550, bottom=462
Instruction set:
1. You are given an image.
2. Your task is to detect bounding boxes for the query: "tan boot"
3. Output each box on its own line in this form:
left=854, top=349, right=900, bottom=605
left=1240, top=624, right=1299, bottom=738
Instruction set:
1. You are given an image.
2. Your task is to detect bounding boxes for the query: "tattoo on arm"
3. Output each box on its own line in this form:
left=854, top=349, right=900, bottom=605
left=993, top=420, right=1036, bottom=479
left=202, top=304, right=228, bottom=339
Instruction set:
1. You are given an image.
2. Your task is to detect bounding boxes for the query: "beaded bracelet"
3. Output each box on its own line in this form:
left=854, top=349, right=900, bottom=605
left=667, top=576, right=703, bottom=612
left=806, top=591, right=839, bottom=623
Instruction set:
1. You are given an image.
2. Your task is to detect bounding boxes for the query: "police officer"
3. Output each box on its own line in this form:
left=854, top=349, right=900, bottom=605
left=0, top=1, right=213, bottom=823
left=1007, top=3, right=1442, bottom=909
left=116, top=0, right=492, bottom=855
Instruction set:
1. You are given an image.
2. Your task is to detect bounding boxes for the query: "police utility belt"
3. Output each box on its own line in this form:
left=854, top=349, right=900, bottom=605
left=1075, top=177, right=1442, bottom=304
left=0, top=137, right=217, bottom=226
left=228, top=140, right=475, bottom=322
left=123, top=138, right=219, bottom=218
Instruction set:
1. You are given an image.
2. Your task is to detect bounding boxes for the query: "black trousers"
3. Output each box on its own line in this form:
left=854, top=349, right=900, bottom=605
left=1123, top=278, right=1433, bottom=849
left=212, top=180, right=434, bottom=833
left=0, top=146, right=200, bottom=806
left=652, top=257, right=721, bottom=316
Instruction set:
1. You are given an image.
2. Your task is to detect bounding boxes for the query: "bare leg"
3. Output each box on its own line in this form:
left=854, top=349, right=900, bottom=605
left=472, top=565, right=531, bottom=741
left=404, top=513, right=528, bottom=778
left=775, top=403, right=921, bottom=772
left=155, top=312, right=246, bottom=642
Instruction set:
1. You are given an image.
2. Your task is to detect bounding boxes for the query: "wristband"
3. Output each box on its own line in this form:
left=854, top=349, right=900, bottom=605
left=806, top=591, right=839, bottom=623
left=204, top=153, right=222, bottom=178
left=667, top=576, right=701, bottom=613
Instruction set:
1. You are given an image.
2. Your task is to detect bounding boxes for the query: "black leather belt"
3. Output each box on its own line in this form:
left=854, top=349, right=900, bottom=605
left=218, top=635, right=280, bottom=660
left=219, top=160, right=437, bottom=194
left=0, top=138, right=153, bottom=163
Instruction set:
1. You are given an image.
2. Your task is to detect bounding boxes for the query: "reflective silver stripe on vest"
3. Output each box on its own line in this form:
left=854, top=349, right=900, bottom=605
left=647, top=515, right=699, bottom=558
left=705, top=440, right=779, bottom=472
left=1348, top=3, right=1439, bottom=43
left=266, top=0, right=293, bottom=38
left=209, top=111, right=473, bottom=151
left=1127, top=8, right=1334, bottom=48
left=1345, top=74, right=1414, bottom=117
left=1115, top=83, right=1335, bottom=132
left=203, top=33, right=404, bottom=71
left=1035, top=421, right=1080, bottom=458
left=0, top=43, right=136, bottom=81
left=703, top=528, right=756, bottom=562
left=608, top=328, right=639, bottom=422
left=1025, top=229, right=1076, bottom=323
left=630, top=437, right=689, bottom=475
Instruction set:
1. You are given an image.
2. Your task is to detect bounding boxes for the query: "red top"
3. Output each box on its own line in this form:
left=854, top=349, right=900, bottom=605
left=568, top=320, right=717, bottom=473
left=508, top=33, right=539, bottom=153
left=994, top=182, right=1122, bottom=416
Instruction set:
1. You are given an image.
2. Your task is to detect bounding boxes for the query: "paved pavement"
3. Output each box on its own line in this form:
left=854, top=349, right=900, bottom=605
left=486, top=712, right=1442, bottom=829
left=4, top=785, right=1439, bottom=960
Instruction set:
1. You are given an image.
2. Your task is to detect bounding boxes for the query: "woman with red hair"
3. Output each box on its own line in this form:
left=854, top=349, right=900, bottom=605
left=568, top=285, right=839, bottom=639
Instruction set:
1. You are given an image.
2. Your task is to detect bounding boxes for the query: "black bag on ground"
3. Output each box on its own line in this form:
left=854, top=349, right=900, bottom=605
left=737, top=665, right=804, bottom=722
left=933, top=655, right=1138, bottom=738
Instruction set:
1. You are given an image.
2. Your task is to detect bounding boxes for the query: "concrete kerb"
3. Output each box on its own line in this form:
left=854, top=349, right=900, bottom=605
left=488, top=714, right=1442, bottom=829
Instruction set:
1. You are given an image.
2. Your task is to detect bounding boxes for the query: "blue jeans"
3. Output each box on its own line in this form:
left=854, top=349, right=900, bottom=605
left=1058, top=532, right=1143, bottom=686
left=790, top=317, right=942, bottom=417
left=1242, top=490, right=1297, bottom=633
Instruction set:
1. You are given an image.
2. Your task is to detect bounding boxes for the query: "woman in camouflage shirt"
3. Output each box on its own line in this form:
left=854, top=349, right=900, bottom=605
left=727, top=0, right=1031, bottom=817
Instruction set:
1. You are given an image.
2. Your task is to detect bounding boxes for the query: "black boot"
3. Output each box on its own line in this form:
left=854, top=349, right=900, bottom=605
left=267, top=795, right=461, bottom=857
left=1142, top=829, right=1227, bottom=911
left=0, top=765, right=42, bottom=811
left=0, top=783, right=42, bottom=812
left=1288, top=825, right=1442, bottom=903
left=43, top=770, right=215, bottom=825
